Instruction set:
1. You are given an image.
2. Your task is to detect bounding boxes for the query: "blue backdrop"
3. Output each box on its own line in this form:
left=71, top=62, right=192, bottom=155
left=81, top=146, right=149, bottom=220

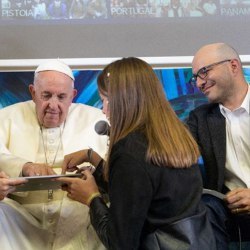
left=1, top=67, right=250, bottom=121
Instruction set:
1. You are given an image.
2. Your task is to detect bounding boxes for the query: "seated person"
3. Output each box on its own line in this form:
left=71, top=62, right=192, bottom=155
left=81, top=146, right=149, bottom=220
left=187, top=42, right=250, bottom=249
left=0, top=59, right=108, bottom=250
left=59, top=57, right=216, bottom=250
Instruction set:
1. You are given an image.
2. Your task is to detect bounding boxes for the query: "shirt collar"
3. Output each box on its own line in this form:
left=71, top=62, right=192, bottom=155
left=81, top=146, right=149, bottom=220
left=242, top=85, right=250, bottom=115
left=219, top=85, right=250, bottom=116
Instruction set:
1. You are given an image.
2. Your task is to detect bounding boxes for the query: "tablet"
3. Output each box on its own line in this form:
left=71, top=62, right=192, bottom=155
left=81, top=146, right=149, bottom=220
left=12, top=173, right=82, bottom=192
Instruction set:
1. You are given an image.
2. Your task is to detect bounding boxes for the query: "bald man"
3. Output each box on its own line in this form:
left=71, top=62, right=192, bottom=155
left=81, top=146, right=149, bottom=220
left=187, top=43, right=250, bottom=249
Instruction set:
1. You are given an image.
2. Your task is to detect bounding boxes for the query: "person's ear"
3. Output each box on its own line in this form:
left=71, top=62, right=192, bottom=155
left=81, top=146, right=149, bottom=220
left=29, top=84, right=36, bottom=101
left=73, top=89, right=78, bottom=99
left=230, top=59, right=240, bottom=74
left=70, top=89, right=78, bottom=102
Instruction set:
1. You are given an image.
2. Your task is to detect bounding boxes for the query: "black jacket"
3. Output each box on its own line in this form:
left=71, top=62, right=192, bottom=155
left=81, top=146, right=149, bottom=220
left=90, top=132, right=216, bottom=249
left=187, top=103, right=227, bottom=192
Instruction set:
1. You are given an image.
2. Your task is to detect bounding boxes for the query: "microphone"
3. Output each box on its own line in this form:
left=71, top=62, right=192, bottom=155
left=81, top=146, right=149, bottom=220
left=95, top=120, right=110, bottom=136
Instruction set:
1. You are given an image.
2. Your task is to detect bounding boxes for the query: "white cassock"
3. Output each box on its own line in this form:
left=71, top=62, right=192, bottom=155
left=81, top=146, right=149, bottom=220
left=0, top=101, right=108, bottom=250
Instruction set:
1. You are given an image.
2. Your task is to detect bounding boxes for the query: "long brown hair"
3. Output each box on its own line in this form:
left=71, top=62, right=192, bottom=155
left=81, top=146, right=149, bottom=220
left=98, top=57, right=200, bottom=179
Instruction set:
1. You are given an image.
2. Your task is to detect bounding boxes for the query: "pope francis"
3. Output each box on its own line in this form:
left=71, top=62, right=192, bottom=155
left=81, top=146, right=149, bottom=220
left=0, top=59, right=108, bottom=250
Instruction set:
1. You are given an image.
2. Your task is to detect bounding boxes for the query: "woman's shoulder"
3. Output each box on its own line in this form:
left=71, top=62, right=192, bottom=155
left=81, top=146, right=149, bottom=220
left=114, top=131, right=146, bottom=151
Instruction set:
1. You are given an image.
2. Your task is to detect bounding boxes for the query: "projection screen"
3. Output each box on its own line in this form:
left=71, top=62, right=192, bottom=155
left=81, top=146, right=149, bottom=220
left=0, top=0, right=250, bottom=69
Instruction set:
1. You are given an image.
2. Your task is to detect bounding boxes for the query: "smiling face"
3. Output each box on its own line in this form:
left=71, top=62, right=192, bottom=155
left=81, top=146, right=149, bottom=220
left=192, top=44, right=235, bottom=104
left=29, top=71, right=77, bottom=128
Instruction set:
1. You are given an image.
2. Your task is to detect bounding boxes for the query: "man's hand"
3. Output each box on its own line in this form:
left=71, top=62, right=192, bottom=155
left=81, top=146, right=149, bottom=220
left=0, top=171, right=27, bottom=200
left=22, top=162, right=56, bottom=176
left=225, top=188, right=250, bottom=215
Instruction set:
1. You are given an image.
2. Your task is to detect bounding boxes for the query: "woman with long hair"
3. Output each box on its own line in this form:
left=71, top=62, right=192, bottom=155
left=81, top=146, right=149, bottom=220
left=59, top=57, right=215, bottom=249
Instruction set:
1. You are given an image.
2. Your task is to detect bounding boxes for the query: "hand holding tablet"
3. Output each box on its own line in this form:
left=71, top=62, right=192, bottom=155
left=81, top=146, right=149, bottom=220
left=12, top=173, right=82, bottom=192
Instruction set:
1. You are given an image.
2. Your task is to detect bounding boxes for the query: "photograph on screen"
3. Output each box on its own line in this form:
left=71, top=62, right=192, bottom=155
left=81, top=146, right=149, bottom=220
left=1, top=0, right=250, bottom=20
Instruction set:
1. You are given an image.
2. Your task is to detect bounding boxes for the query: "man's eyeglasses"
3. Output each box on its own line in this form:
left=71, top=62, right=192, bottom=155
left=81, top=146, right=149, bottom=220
left=190, top=59, right=231, bottom=86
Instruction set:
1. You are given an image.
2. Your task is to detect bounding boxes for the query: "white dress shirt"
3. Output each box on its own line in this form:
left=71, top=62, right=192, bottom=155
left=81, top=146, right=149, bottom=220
left=220, top=86, right=250, bottom=190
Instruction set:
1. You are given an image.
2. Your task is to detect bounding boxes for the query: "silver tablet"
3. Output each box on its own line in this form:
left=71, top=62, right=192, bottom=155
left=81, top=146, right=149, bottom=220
left=12, top=173, right=82, bottom=192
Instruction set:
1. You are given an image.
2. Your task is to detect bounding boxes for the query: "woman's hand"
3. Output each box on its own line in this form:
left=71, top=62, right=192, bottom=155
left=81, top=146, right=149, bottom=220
left=58, top=170, right=100, bottom=206
left=61, top=150, right=88, bottom=174
left=61, top=149, right=103, bottom=174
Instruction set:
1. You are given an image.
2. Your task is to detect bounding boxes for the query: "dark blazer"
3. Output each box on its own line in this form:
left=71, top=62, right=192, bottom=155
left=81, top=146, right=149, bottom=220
left=90, top=131, right=215, bottom=249
left=187, top=103, right=227, bottom=192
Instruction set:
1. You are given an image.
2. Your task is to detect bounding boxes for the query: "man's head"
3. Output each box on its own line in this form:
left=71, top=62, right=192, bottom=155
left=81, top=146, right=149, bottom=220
left=191, top=43, right=246, bottom=107
left=29, top=59, right=77, bottom=128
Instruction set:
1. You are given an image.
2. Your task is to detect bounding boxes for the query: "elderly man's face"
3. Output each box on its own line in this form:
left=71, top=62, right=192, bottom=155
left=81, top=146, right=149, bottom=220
left=29, top=71, right=77, bottom=128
